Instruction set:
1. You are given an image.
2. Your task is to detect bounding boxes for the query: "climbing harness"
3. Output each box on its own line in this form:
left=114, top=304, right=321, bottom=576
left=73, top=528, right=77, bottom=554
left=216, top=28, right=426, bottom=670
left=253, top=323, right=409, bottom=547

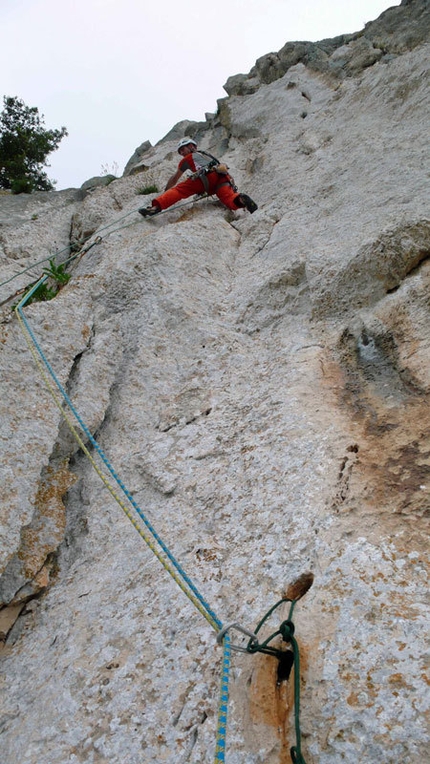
left=190, top=162, right=236, bottom=195
left=177, top=147, right=236, bottom=194
left=190, top=151, right=237, bottom=194
left=190, top=158, right=219, bottom=192
left=11, top=212, right=307, bottom=763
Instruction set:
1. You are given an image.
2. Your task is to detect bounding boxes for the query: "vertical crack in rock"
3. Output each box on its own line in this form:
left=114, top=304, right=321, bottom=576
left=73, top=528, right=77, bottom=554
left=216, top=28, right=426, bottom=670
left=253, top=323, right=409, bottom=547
left=51, top=343, right=93, bottom=461
left=57, top=453, right=91, bottom=572
left=0, top=602, right=25, bottom=648
left=0, top=317, right=120, bottom=638
left=0, top=462, right=77, bottom=609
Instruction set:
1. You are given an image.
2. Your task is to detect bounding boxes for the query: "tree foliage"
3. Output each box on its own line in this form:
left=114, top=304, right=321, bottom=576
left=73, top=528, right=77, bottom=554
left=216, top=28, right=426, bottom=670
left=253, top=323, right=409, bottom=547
left=0, top=96, right=68, bottom=194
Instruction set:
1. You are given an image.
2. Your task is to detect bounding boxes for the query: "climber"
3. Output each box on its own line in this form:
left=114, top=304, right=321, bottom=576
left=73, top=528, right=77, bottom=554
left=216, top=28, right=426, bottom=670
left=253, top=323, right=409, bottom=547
left=138, top=137, right=258, bottom=217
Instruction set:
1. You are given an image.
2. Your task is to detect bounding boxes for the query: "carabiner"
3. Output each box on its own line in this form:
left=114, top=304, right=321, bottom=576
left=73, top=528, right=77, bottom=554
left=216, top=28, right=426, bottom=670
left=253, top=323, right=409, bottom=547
left=216, top=622, right=259, bottom=653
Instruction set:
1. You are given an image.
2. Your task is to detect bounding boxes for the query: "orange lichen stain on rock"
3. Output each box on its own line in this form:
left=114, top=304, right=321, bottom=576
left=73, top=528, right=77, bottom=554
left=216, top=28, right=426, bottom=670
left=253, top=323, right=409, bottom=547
left=339, top=669, right=360, bottom=685
left=33, top=565, right=50, bottom=589
left=250, top=652, right=285, bottom=726
left=363, top=417, right=429, bottom=515
left=249, top=652, right=293, bottom=764
left=17, top=463, right=77, bottom=581
left=82, top=323, right=92, bottom=342
left=391, top=602, right=422, bottom=619
left=346, top=690, right=360, bottom=706
left=178, top=207, right=200, bottom=222
left=249, top=641, right=309, bottom=764
left=388, top=672, right=413, bottom=689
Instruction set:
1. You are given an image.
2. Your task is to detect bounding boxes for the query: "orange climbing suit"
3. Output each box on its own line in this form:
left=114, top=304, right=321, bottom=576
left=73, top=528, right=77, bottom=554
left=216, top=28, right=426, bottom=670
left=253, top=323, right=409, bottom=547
left=152, top=152, right=243, bottom=211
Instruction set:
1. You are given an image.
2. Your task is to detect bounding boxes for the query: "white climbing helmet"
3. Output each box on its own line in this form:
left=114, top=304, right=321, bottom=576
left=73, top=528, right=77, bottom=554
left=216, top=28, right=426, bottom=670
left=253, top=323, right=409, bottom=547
left=177, top=137, right=197, bottom=152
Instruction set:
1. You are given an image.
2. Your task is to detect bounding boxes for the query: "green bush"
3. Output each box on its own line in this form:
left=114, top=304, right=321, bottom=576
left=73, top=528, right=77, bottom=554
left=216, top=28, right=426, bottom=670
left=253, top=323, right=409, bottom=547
left=18, top=259, right=71, bottom=307
left=136, top=184, right=159, bottom=195
left=25, top=281, right=58, bottom=305
left=43, top=259, right=71, bottom=286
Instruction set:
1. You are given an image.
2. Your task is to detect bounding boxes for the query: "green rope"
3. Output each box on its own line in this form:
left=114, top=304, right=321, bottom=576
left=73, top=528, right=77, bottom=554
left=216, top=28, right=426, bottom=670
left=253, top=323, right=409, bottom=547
left=246, top=599, right=307, bottom=764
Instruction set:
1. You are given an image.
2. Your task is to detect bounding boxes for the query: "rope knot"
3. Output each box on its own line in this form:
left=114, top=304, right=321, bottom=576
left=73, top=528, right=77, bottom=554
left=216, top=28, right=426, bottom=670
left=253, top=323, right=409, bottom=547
left=279, top=619, right=295, bottom=643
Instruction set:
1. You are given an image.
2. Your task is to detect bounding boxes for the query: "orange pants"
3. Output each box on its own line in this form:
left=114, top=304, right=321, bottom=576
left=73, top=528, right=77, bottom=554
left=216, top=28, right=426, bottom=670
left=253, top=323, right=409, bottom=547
left=153, top=171, right=242, bottom=211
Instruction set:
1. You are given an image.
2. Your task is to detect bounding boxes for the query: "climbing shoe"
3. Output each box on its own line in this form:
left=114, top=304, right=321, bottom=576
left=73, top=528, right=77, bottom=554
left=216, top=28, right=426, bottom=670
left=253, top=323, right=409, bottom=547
left=238, top=194, right=258, bottom=214
left=138, top=204, right=161, bottom=217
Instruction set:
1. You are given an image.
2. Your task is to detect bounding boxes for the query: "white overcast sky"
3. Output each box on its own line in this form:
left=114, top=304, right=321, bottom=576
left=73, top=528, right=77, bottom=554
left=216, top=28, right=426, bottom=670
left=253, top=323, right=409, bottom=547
left=1, top=0, right=400, bottom=190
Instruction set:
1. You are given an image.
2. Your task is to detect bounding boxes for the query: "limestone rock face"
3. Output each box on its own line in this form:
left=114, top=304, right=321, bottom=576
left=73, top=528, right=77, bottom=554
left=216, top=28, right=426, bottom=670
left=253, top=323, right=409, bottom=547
left=80, top=175, right=117, bottom=192
left=223, top=0, right=430, bottom=95
left=0, top=3, right=429, bottom=763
